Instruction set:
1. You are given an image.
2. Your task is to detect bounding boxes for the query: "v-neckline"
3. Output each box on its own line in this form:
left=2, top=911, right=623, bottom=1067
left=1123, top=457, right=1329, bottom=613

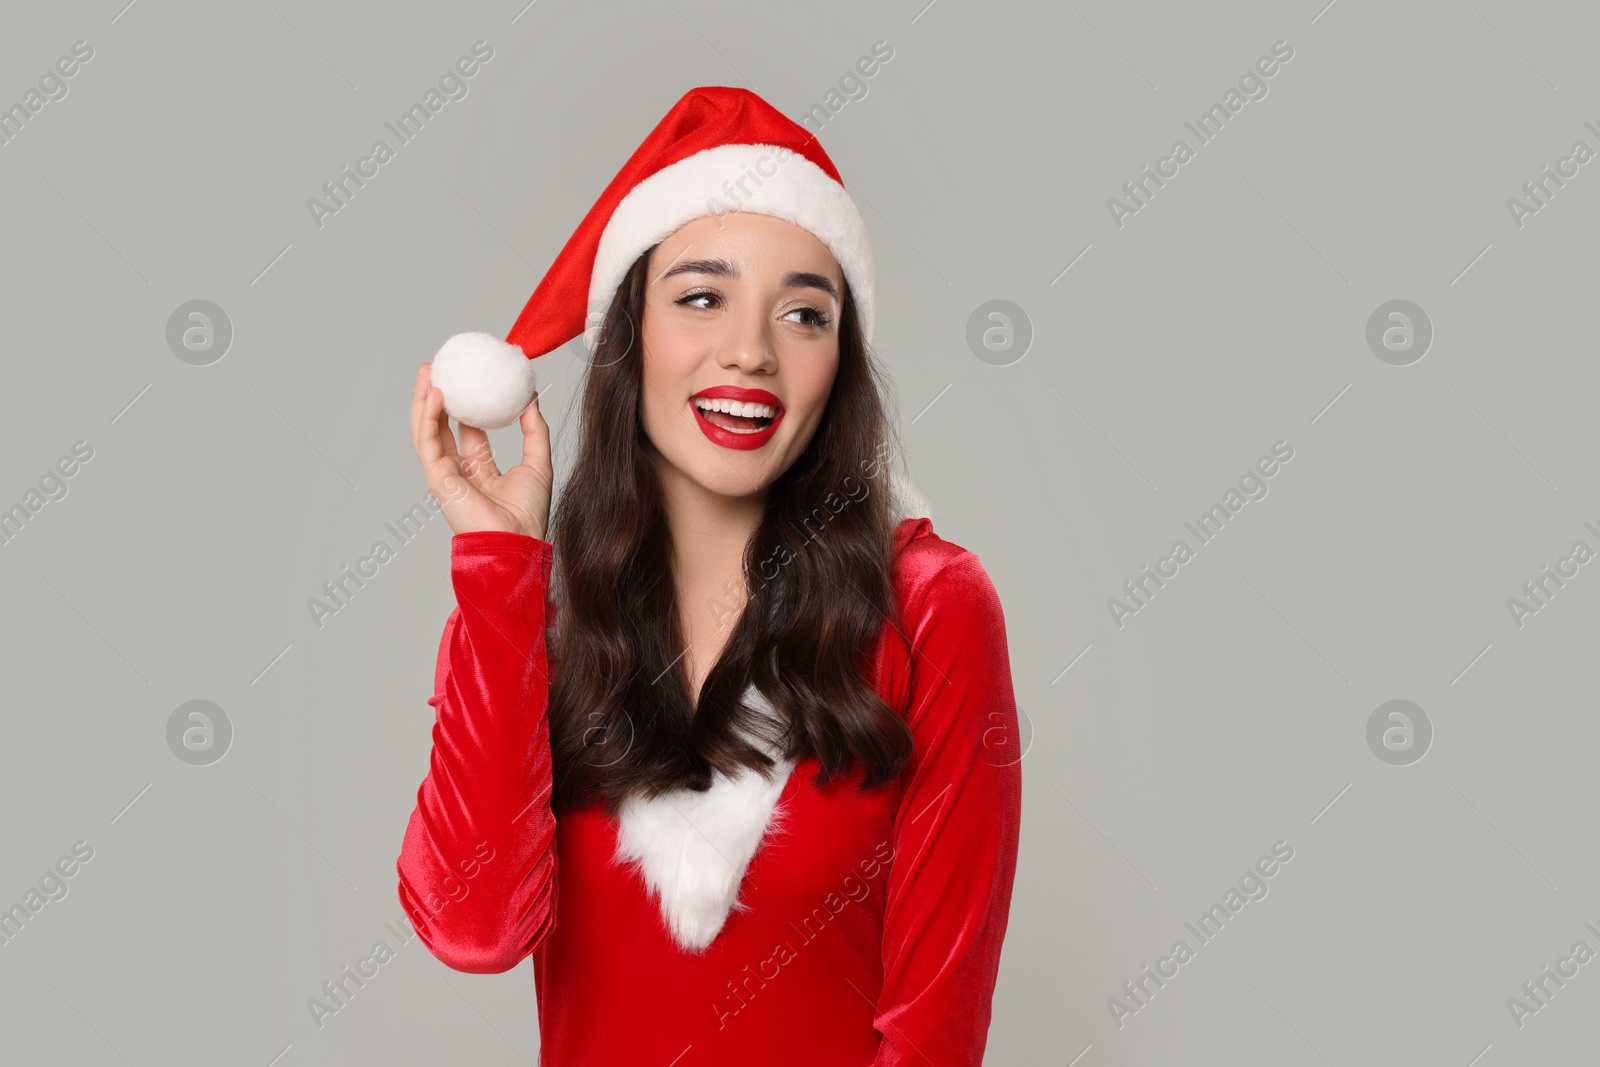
left=611, top=682, right=798, bottom=953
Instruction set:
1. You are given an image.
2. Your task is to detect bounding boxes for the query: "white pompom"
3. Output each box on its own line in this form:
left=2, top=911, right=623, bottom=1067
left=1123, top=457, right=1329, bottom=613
left=429, top=332, right=539, bottom=430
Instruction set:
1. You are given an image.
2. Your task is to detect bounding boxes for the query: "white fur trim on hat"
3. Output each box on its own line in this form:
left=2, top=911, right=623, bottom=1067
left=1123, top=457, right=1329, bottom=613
left=430, top=332, right=539, bottom=430
left=588, top=143, right=875, bottom=349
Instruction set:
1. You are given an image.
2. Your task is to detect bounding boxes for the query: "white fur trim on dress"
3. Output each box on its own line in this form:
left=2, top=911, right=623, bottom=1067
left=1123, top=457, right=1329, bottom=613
left=430, top=331, right=539, bottom=430
left=613, top=685, right=798, bottom=954
left=612, top=477, right=925, bottom=952
left=588, top=143, right=875, bottom=350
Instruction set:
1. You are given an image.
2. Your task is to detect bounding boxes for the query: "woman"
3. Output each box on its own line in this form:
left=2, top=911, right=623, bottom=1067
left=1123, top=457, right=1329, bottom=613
left=396, top=86, right=1022, bottom=1065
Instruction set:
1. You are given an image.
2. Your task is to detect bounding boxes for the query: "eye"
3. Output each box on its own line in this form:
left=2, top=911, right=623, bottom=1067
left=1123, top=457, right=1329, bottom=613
left=675, top=288, right=721, bottom=310
left=783, top=305, right=832, bottom=329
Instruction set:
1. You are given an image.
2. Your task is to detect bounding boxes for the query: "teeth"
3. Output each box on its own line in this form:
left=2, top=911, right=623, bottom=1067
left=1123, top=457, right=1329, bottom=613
left=694, top=397, right=777, bottom=419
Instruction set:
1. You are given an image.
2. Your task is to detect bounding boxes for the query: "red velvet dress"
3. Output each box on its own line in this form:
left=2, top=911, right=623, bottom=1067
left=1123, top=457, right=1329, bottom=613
left=396, top=516, right=1022, bottom=1065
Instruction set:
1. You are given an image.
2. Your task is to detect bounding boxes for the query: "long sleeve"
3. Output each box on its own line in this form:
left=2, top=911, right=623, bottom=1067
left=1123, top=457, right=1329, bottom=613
left=396, top=530, right=559, bottom=974
left=871, top=550, right=1023, bottom=1066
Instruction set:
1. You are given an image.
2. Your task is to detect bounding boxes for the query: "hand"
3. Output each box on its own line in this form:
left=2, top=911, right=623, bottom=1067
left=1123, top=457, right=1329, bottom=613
left=411, top=362, right=552, bottom=540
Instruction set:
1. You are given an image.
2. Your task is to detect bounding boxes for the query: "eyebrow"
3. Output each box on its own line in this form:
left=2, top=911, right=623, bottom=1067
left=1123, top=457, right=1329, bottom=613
left=659, top=257, right=839, bottom=302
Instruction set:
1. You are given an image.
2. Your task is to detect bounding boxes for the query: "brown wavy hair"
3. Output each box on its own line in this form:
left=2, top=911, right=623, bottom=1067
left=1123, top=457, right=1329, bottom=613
left=544, top=244, right=915, bottom=815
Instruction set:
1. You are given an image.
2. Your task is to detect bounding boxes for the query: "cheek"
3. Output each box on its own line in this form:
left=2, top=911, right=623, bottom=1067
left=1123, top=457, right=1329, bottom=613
left=641, top=310, right=702, bottom=376
left=638, top=361, right=678, bottom=438
left=791, top=358, right=839, bottom=425
left=639, top=326, right=683, bottom=403
left=637, top=333, right=702, bottom=451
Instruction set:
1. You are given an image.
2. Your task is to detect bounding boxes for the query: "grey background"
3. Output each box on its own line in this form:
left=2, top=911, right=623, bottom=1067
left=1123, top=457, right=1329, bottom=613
left=1, top=0, right=1596, bottom=1064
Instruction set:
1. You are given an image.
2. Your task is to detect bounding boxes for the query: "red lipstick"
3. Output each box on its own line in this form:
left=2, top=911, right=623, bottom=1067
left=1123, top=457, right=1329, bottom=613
left=688, top=385, right=784, bottom=451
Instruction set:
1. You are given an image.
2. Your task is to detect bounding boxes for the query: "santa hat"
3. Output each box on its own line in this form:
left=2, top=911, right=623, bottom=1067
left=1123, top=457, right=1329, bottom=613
left=430, top=85, right=876, bottom=430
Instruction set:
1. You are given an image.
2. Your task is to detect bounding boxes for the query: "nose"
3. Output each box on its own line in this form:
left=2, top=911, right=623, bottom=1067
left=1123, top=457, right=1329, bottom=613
left=718, top=300, right=776, bottom=375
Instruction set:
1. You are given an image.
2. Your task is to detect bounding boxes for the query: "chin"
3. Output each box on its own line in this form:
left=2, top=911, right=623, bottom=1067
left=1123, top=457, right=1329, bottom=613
left=686, top=461, right=778, bottom=502
left=647, top=421, right=798, bottom=502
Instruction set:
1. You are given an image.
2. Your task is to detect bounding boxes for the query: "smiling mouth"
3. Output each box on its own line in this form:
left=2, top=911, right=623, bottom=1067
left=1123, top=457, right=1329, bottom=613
left=692, top=397, right=779, bottom=434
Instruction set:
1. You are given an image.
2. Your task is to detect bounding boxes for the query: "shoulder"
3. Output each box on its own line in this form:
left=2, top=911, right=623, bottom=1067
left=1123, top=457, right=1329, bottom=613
left=884, top=519, right=1014, bottom=736
left=890, top=517, right=1004, bottom=628
left=891, top=516, right=968, bottom=584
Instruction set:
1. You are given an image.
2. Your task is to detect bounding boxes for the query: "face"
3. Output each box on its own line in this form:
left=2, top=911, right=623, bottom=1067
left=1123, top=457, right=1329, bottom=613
left=638, top=211, right=844, bottom=504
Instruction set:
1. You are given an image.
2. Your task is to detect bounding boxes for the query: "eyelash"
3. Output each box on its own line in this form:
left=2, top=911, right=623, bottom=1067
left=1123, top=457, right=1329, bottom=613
left=675, top=288, right=832, bottom=329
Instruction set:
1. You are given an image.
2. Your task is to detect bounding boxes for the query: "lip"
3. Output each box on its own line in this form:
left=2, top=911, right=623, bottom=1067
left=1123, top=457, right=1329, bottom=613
left=688, top=385, right=785, bottom=451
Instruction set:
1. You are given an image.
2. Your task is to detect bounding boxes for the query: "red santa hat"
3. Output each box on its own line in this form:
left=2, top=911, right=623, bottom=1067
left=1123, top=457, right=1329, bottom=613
left=430, top=85, right=876, bottom=430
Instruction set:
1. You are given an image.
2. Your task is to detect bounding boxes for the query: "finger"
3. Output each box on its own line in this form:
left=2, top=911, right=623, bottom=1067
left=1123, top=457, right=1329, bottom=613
left=520, top=384, right=552, bottom=474
left=411, top=363, right=429, bottom=455
left=430, top=386, right=462, bottom=465
left=417, top=379, right=446, bottom=466
left=420, top=383, right=463, bottom=473
left=457, top=423, right=502, bottom=484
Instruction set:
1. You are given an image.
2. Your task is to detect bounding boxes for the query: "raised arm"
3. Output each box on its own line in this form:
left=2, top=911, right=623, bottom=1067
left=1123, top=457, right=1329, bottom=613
left=396, top=530, right=559, bottom=973
left=872, top=551, right=1024, bottom=1065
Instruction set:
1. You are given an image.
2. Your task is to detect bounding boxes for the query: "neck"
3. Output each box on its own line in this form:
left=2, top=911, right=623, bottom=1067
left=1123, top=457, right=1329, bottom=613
left=655, top=462, right=767, bottom=629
